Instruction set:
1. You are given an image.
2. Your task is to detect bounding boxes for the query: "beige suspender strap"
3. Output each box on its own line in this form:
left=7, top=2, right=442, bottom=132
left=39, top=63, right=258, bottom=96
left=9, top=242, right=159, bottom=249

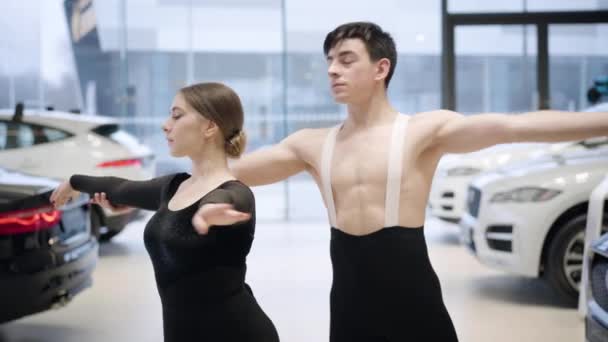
left=384, top=115, right=408, bottom=227
left=321, top=125, right=341, bottom=227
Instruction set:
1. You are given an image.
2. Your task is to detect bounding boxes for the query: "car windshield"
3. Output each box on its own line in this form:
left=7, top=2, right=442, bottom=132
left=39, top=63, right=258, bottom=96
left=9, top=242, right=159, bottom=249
left=91, top=124, right=140, bottom=150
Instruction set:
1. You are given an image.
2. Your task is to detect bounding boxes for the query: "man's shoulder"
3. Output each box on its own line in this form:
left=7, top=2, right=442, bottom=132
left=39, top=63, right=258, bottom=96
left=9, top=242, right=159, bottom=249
left=410, top=109, right=459, bottom=122
left=285, top=126, right=334, bottom=145
left=281, top=126, right=336, bottom=161
left=408, top=110, right=461, bottom=132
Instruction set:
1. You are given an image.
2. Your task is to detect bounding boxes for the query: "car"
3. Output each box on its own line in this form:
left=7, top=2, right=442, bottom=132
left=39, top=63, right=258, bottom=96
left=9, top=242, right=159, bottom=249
left=582, top=176, right=608, bottom=342
left=585, top=232, right=608, bottom=342
left=428, top=102, right=608, bottom=223
left=429, top=142, right=560, bottom=222
left=460, top=144, right=608, bottom=304
left=0, top=105, right=155, bottom=241
left=0, top=167, right=98, bottom=323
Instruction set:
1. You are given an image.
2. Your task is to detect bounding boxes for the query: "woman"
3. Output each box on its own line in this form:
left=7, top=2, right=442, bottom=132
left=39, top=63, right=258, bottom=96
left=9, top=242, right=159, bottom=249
left=50, top=82, right=280, bottom=342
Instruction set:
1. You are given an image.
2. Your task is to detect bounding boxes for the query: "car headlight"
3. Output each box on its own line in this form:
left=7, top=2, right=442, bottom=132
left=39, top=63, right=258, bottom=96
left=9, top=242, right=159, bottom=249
left=490, top=187, right=562, bottom=203
left=446, top=167, right=482, bottom=177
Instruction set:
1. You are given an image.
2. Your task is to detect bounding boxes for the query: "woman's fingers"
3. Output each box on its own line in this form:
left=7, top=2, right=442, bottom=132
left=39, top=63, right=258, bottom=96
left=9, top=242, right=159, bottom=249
left=192, top=203, right=252, bottom=235
left=192, top=211, right=210, bottom=235
left=207, top=203, right=234, bottom=211
left=90, top=192, right=131, bottom=214
left=90, top=192, right=102, bottom=205
left=100, top=193, right=112, bottom=207
left=50, top=189, right=57, bottom=204
left=226, top=210, right=251, bottom=220
left=51, top=181, right=78, bottom=208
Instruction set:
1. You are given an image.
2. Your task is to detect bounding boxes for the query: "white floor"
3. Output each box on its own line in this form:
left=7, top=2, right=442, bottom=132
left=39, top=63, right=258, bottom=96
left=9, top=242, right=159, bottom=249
left=0, top=216, right=584, bottom=342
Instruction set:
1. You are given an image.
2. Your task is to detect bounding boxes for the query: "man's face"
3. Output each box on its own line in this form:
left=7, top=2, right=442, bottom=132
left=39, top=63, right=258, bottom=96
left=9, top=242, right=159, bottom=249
left=326, top=38, right=383, bottom=104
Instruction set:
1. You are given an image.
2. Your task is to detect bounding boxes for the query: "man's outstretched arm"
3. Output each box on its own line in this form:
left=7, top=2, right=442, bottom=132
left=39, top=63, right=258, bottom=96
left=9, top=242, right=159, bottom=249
left=231, top=130, right=310, bottom=186
left=429, top=109, right=608, bottom=155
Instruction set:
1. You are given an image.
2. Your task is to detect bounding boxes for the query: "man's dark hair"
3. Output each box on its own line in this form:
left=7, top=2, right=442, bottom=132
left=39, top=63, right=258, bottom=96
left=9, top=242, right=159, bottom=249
left=323, top=22, right=397, bottom=88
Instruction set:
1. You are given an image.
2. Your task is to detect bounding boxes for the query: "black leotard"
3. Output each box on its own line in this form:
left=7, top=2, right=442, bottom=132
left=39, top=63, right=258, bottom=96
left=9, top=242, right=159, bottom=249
left=70, top=172, right=279, bottom=342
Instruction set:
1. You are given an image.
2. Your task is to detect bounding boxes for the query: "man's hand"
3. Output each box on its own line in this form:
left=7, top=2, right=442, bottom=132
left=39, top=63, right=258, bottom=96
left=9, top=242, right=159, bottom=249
left=90, top=192, right=134, bottom=215
left=50, top=181, right=81, bottom=208
left=192, top=203, right=251, bottom=235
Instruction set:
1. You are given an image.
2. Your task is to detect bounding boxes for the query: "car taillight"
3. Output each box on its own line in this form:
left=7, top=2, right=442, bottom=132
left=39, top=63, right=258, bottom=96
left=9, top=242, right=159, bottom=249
left=96, top=158, right=142, bottom=168
left=0, top=206, right=62, bottom=235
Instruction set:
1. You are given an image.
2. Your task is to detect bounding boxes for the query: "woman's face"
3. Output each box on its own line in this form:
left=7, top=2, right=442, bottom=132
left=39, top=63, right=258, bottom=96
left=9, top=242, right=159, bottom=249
left=162, top=92, right=215, bottom=158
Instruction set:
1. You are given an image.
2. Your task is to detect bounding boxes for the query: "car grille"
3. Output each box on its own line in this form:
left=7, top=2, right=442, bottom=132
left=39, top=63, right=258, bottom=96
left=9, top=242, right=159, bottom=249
left=485, top=225, right=513, bottom=252
left=591, top=256, right=608, bottom=312
left=467, top=186, right=482, bottom=218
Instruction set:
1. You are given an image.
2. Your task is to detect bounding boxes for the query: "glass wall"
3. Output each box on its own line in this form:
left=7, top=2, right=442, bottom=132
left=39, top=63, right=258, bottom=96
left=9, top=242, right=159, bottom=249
left=548, top=24, right=608, bottom=110
left=527, top=0, right=608, bottom=12
left=448, top=0, right=608, bottom=13
left=1, top=0, right=607, bottom=220
left=455, top=25, right=537, bottom=113
left=0, top=1, right=81, bottom=111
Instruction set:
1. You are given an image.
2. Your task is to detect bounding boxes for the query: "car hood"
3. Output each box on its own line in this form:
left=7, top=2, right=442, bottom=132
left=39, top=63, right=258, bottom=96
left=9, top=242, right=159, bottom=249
left=471, top=151, right=608, bottom=190
left=437, top=142, right=574, bottom=172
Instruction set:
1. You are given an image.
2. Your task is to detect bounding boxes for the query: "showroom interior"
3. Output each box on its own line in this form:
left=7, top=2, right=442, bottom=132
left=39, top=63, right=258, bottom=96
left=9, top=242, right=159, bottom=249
left=1, top=0, right=608, bottom=341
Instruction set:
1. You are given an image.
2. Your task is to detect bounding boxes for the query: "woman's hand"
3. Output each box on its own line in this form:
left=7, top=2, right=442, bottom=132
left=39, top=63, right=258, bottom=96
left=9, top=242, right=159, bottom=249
left=192, top=203, right=251, bottom=235
left=90, top=192, right=133, bottom=214
left=50, top=181, right=81, bottom=208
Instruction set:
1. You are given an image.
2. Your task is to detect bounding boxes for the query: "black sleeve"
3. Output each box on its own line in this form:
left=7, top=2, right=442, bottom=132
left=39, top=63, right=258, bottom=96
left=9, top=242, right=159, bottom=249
left=201, top=183, right=256, bottom=259
left=69, top=174, right=176, bottom=211
left=198, top=183, right=254, bottom=215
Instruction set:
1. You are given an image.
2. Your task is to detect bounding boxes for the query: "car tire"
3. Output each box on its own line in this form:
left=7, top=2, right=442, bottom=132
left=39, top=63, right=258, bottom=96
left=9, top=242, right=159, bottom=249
left=545, top=214, right=608, bottom=304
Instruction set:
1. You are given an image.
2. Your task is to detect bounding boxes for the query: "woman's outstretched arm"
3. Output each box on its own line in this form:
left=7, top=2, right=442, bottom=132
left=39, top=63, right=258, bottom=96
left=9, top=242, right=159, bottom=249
left=51, top=174, right=176, bottom=211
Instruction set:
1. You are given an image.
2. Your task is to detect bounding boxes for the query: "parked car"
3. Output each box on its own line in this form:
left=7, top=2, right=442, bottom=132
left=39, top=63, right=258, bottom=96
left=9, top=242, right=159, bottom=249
left=0, top=106, right=155, bottom=241
left=0, top=167, right=98, bottom=323
left=429, top=102, right=608, bottom=223
left=460, top=145, right=608, bottom=304
left=585, top=232, right=608, bottom=342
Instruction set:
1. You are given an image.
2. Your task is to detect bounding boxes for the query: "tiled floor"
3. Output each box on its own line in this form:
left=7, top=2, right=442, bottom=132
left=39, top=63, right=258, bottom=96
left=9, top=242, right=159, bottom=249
left=0, top=216, right=584, bottom=342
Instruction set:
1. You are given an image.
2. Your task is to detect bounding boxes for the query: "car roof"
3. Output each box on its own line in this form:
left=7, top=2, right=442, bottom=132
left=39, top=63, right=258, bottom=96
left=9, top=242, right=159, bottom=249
left=0, top=108, right=118, bottom=132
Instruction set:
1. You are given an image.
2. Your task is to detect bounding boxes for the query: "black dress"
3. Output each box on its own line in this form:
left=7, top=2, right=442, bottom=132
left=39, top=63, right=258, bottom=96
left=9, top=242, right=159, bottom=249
left=70, top=173, right=280, bottom=342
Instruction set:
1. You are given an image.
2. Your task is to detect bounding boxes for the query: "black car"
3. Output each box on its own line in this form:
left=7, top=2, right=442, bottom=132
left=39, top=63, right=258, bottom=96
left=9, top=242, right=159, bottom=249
left=586, top=232, right=608, bottom=342
left=0, top=168, right=98, bottom=323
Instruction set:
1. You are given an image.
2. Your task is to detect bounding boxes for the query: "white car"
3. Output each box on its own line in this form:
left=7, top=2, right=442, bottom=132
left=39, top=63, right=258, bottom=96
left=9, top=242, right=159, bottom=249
left=429, top=102, right=608, bottom=222
left=460, top=146, right=608, bottom=303
left=0, top=106, right=155, bottom=241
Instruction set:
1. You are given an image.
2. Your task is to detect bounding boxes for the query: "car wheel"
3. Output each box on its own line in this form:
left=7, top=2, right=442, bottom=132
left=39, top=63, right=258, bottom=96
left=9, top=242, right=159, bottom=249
left=545, top=214, right=608, bottom=304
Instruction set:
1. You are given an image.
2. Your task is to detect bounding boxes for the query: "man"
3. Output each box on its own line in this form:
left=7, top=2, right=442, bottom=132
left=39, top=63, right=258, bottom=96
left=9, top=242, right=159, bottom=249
left=229, top=22, right=607, bottom=341
left=95, top=22, right=608, bottom=342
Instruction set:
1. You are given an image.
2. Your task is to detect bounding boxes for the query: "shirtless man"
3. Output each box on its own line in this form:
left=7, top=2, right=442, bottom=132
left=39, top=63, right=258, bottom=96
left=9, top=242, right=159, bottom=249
left=93, top=21, right=607, bottom=342
left=229, top=22, right=606, bottom=342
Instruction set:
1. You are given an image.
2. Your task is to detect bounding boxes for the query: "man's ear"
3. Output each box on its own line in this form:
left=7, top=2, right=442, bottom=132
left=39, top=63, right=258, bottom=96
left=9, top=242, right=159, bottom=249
left=375, top=58, right=391, bottom=82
